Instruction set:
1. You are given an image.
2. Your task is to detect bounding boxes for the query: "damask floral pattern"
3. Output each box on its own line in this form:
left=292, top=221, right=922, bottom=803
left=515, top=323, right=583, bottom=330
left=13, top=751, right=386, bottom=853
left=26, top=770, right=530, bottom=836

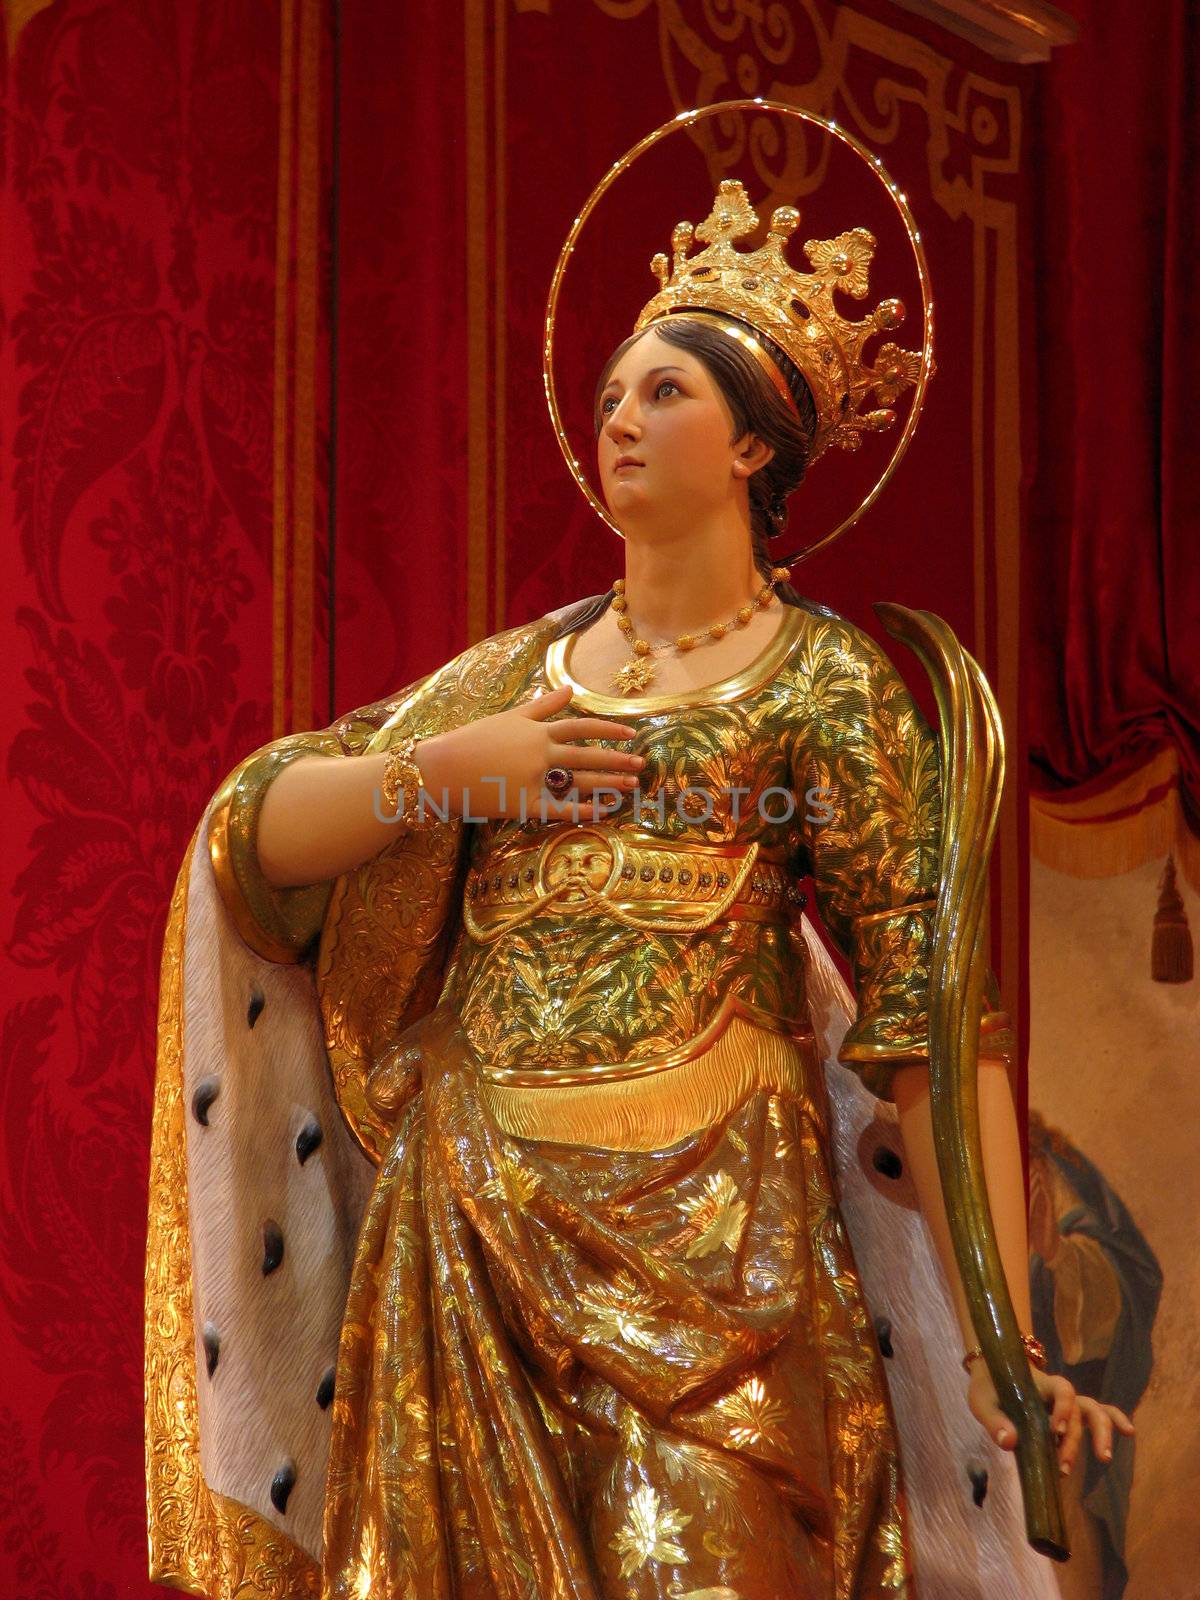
left=2, top=5, right=314, bottom=1593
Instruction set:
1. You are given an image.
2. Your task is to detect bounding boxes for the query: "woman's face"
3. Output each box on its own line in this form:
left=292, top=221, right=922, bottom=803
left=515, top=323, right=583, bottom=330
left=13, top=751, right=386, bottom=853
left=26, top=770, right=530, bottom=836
left=597, top=327, right=768, bottom=530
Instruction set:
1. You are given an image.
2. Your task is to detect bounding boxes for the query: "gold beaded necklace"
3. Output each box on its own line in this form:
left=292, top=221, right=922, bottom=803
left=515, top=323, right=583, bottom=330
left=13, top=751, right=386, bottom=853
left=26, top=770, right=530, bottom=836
left=610, top=567, right=791, bottom=694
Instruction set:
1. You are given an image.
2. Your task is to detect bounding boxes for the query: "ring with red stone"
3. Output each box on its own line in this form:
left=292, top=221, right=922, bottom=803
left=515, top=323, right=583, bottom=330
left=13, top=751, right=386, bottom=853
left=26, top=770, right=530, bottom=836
left=543, top=765, right=574, bottom=800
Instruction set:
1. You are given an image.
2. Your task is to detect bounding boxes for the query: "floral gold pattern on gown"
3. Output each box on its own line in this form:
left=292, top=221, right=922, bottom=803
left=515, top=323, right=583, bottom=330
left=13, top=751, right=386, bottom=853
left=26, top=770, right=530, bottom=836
left=204, top=598, right=1013, bottom=1598
left=322, top=1006, right=908, bottom=1599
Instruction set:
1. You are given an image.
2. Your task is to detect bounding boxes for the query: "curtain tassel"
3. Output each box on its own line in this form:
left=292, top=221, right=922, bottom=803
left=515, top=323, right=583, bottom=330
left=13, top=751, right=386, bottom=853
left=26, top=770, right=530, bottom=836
left=1151, top=854, right=1193, bottom=983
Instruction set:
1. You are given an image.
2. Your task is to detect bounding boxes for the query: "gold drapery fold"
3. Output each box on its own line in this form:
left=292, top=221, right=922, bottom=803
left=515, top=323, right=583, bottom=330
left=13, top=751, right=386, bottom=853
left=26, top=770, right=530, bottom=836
left=481, top=1007, right=822, bottom=1151
left=322, top=1004, right=913, bottom=1598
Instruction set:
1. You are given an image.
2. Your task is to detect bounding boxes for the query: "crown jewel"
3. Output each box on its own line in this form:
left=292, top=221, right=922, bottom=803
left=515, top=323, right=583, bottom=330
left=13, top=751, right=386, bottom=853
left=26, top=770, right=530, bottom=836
left=634, top=178, right=927, bottom=463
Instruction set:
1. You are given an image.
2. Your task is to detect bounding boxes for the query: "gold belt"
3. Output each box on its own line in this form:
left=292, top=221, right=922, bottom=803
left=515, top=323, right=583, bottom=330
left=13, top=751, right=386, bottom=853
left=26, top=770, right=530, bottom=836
left=464, top=826, right=805, bottom=943
left=479, top=998, right=825, bottom=1151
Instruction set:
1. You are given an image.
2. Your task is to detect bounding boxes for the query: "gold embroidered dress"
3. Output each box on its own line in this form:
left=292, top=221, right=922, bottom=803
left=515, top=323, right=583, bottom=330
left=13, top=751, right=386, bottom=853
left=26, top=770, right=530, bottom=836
left=151, top=595, right=1011, bottom=1600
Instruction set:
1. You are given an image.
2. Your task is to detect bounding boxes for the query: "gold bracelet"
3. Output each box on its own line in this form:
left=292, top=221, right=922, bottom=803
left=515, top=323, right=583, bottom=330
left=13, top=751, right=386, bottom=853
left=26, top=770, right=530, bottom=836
left=962, top=1332, right=1047, bottom=1374
left=380, top=736, right=433, bottom=825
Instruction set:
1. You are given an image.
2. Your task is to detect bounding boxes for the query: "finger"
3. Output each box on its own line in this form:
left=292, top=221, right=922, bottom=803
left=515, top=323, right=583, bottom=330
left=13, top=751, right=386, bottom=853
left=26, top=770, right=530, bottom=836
left=544, top=775, right=639, bottom=809
left=576, top=771, right=640, bottom=795
left=1109, top=1406, right=1136, bottom=1434
left=966, top=1389, right=1017, bottom=1450
left=530, top=773, right=638, bottom=807
left=1081, top=1399, right=1114, bottom=1463
left=520, top=684, right=575, bottom=719
left=1043, top=1375, right=1075, bottom=1437
left=552, top=744, right=645, bottom=773
left=984, top=1410, right=1019, bottom=1451
left=548, top=715, right=640, bottom=742
left=1059, top=1400, right=1084, bottom=1476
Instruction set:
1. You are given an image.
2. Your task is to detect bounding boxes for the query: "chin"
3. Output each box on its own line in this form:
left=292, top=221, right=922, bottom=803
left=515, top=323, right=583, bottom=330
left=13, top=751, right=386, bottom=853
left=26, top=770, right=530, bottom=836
left=607, top=476, right=655, bottom=512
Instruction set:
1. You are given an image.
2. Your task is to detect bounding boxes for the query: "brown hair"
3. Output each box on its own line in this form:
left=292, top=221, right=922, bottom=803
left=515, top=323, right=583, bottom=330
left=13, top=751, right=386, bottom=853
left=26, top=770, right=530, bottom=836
left=592, top=315, right=818, bottom=581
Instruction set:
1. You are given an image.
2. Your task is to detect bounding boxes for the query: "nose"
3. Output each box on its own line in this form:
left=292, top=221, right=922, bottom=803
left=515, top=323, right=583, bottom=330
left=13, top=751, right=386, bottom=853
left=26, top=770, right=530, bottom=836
left=602, top=392, right=642, bottom=447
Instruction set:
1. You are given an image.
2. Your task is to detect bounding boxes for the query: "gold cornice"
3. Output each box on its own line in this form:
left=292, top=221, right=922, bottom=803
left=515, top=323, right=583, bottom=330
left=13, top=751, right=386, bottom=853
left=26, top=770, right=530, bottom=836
left=885, top=0, right=1078, bottom=64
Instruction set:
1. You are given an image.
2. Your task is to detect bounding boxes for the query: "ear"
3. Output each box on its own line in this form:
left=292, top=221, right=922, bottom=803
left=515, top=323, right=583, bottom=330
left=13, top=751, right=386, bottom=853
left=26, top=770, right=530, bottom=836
left=731, top=431, right=776, bottom=478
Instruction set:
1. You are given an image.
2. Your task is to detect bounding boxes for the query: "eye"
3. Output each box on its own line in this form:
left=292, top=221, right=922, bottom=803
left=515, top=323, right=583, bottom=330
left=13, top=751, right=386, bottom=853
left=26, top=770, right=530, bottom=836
left=655, top=379, right=680, bottom=399
left=600, top=394, right=617, bottom=415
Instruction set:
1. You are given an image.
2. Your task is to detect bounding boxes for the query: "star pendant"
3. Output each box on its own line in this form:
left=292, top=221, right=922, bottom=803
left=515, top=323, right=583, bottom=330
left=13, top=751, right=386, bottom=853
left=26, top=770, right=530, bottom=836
left=611, top=655, right=657, bottom=694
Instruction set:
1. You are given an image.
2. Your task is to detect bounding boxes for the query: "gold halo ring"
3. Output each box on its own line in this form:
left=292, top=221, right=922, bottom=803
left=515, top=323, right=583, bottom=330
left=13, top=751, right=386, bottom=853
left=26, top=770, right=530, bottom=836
left=542, top=98, right=935, bottom=567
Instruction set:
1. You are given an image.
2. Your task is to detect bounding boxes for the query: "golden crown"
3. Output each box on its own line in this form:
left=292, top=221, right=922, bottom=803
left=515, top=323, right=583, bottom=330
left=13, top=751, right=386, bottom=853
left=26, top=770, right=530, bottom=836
left=633, top=178, right=926, bottom=464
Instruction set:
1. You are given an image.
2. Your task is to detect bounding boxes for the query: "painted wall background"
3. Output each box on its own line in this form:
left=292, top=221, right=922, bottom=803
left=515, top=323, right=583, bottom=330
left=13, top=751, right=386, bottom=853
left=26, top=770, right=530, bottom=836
left=1028, top=859, right=1197, bottom=1600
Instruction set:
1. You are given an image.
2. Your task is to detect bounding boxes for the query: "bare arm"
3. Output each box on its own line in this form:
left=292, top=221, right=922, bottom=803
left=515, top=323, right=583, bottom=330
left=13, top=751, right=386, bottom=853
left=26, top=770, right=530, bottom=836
left=893, top=1054, right=1032, bottom=1341
left=257, top=748, right=405, bottom=887
left=257, top=685, right=645, bottom=888
left=893, top=1055, right=1134, bottom=1472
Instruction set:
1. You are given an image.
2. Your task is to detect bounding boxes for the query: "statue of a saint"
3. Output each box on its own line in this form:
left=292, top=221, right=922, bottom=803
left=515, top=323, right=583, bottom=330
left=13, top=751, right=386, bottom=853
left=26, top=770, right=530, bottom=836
left=145, top=166, right=1130, bottom=1600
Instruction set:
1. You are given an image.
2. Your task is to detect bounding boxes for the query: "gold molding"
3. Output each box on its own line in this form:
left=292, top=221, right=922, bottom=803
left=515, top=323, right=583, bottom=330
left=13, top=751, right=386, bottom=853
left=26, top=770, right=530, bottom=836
left=494, top=0, right=509, bottom=627
left=465, top=0, right=489, bottom=644
left=885, top=0, right=1078, bottom=64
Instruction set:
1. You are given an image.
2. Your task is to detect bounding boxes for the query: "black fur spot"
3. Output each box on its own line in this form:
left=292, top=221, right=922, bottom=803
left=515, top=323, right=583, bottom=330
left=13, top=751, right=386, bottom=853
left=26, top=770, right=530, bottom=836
left=247, top=986, right=266, bottom=1028
left=316, top=1365, right=336, bottom=1410
left=261, top=1219, right=284, bottom=1276
left=270, top=1459, right=297, bottom=1514
left=192, top=1076, right=221, bottom=1126
left=296, top=1117, right=323, bottom=1165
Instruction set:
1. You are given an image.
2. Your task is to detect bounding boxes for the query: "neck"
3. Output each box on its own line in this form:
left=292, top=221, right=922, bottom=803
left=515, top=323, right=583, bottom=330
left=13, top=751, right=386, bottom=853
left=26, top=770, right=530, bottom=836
left=619, top=509, right=768, bottom=636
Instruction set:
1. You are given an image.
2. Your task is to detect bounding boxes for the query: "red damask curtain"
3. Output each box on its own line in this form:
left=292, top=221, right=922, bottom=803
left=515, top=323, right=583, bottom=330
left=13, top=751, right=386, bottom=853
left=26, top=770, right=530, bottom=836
left=0, top=1, right=1046, bottom=1592
left=0, top=2, right=335, bottom=1591
left=1027, top=0, right=1200, bottom=888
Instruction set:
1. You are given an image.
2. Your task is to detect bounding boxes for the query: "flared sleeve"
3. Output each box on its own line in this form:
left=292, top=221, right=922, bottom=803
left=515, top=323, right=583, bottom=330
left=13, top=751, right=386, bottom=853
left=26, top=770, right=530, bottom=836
left=205, top=597, right=612, bottom=966
left=791, top=614, right=1014, bottom=1102
left=204, top=677, right=436, bottom=965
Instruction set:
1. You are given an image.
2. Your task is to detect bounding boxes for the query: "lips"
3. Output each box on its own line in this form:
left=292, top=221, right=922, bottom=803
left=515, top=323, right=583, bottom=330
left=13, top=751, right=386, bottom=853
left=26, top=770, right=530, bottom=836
left=614, top=455, right=644, bottom=471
